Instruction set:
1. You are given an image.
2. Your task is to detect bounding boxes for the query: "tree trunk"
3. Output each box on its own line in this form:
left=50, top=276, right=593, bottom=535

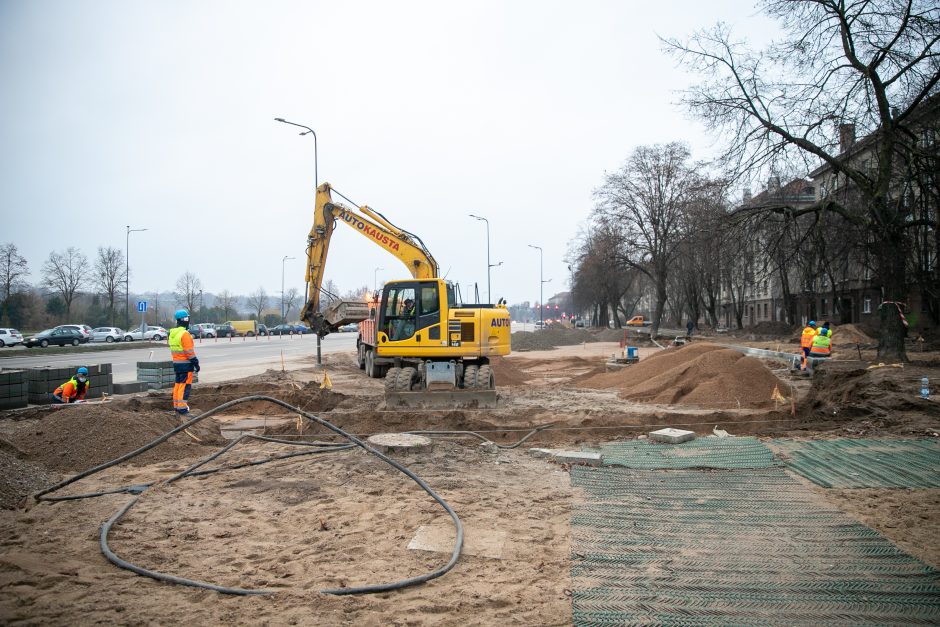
left=875, top=227, right=908, bottom=361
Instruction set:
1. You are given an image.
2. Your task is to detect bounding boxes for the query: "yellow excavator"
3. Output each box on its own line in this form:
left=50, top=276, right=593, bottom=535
left=300, top=183, right=511, bottom=407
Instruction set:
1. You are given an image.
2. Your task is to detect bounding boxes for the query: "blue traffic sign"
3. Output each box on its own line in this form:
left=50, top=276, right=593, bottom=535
left=137, top=301, right=148, bottom=313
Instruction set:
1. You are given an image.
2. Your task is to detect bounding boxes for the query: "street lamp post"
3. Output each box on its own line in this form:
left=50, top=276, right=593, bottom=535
left=275, top=117, right=321, bottom=364
left=125, top=226, right=148, bottom=328
left=281, top=255, right=295, bottom=321
left=469, top=214, right=492, bottom=303
left=528, top=244, right=551, bottom=329
left=374, top=267, right=383, bottom=294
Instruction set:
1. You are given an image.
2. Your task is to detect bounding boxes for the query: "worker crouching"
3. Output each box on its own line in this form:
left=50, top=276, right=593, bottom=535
left=169, top=309, right=200, bottom=415
left=807, top=327, right=832, bottom=371
left=799, top=320, right=818, bottom=371
left=53, top=367, right=90, bottom=404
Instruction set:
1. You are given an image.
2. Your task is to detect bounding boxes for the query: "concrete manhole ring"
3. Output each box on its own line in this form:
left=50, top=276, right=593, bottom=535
left=367, top=433, right=434, bottom=453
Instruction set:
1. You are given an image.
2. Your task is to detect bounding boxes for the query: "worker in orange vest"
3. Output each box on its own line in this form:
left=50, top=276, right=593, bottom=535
left=169, top=309, right=200, bottom=415
left=799, top=320, right=818, bottom=371
left=53, top=367, right=90, bottom=403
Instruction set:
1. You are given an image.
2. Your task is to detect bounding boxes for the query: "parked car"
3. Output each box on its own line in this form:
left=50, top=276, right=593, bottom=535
left=338, top=323, right=358, bottom=333
left=124, top=325, right=168, bottom=341
left=534, top=321, right=545, bottom=330
left=0, top=328, right=24, bottom=347
left=268, top=324, right=296, bottom=336
left=574, top=319, right=586, bottom=328
left=54, top=324, right=93, bottom=339
left=25, top=327, right=89, bottom=348
left=257, top=324, right=268, bottom=336
left=91, top=327, right=124, bottom=343
left=293, top=324, right=313, bottom=334
left=191, top=323, right=217, bottom=339
left=215, top=323, right=237, bottom=338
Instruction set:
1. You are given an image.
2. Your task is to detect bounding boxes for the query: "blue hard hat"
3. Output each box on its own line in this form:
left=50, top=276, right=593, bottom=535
left=77, top=367, right=88, bottom=375
left=808, top=320, right=816, bottom=327
left=175, top=309, right=190, bottom=320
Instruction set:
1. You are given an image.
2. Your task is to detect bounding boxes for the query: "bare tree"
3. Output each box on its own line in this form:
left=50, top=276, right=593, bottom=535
left=318, top=279, right=339, bottom=314
left=92, top=246, right=127, bottom=325
left=665, top=0, right=940, bottom=359
left=282, top=287, right=299, bottom=321
left=593, top=143, right=711, bottom=336
left=0, top=243, right=29, bottom=324
left=246, top=287, right=268, bottom=320
left=42, top=247, right=88, bottom=318
left=174, top=272, right=202, bottom=317
left=217, top=289, right=236, bottom=321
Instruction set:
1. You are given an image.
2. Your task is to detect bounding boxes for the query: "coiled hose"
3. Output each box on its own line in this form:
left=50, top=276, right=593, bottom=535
left=35, top=395, right=464, bottom=596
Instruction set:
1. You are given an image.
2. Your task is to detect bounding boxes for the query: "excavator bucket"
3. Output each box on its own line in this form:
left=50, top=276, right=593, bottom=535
left=385, top=389, right=499, bottom=410
left=323, top=300, right=370, bottom=327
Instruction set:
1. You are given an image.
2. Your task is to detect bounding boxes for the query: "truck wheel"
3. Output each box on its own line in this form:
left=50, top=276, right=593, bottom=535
left=365, top=349, right=378, bottom=378
left=478, top=364, right=495, bottom=390
left=463, top=364, right=479, bottom=389
left=357, top=344, right=366, bottom=369
left=247, top=331, right=254, bottom=337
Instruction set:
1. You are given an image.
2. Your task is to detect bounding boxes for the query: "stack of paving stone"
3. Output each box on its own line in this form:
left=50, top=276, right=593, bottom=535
left=0, top=370, right=28, bottom=409
left=25, top=364, right=113, bottom=405
left=137, top=361, right=198, bottom=390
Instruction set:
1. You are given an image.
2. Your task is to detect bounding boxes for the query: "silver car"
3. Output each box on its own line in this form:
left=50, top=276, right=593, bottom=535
left=91, top=327, right=124, bottom=343
left=124, top=325, right=168, bottom=341
left=0, top=328, right=24, bottom=347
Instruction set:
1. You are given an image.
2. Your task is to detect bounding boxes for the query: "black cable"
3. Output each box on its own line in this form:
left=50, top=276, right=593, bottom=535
left=36, top=395, right=463, bottom=597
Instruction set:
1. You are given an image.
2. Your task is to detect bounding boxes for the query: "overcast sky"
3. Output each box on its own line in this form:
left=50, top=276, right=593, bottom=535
left=1, top=0, right=776, bottom=309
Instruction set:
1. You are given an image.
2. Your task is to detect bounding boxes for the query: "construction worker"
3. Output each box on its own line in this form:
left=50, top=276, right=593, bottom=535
left=169, top=309, right=200, bottom=415
left=53, top=367, right=90, bottom=404
left=799, top=320, right=818, bottom=370
left=808, top=327, right=832, bottom=372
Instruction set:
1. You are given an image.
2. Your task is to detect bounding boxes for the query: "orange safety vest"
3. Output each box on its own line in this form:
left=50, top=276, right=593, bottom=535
left=169, top=327, right=196, bottom=362
left=54, top=377, right=87, bottom=402
left=800, top=326, right=818, bottom=348
left=809, top=330, right=832, bottom=356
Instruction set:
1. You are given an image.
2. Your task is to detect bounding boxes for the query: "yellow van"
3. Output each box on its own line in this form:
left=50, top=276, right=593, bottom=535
left=226, top=320, right=259, bottom=337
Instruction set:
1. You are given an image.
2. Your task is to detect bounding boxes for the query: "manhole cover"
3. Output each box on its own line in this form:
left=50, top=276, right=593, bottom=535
left=367, top=433, right=433, bottom=453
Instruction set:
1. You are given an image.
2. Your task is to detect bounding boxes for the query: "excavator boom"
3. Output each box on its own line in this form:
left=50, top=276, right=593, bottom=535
left=300, top=183, right=439, bottom=335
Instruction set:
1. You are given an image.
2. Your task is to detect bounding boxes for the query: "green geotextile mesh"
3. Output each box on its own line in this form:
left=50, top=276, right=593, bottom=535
left=569, top=466, right=940, bottom=626
left=597, top=437, right=780, bottom=470
left=772, top=438, right=940, bottom=488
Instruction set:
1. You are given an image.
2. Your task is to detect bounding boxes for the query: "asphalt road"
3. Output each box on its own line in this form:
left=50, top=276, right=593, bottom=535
left=0, top=333, right=359, bottom=384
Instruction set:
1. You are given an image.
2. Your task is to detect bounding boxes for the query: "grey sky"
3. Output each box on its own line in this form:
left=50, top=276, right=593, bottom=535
left=1, top=0, right=774, bottom=309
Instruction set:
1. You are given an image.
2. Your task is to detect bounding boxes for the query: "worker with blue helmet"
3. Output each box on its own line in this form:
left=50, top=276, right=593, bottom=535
left=53, top=366, right=90, bottom=404
left=169, top=309, right=200, bottom=415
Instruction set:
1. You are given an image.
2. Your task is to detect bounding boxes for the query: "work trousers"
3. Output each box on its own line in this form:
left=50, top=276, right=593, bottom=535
left=173, top=362, right=194, bottom=414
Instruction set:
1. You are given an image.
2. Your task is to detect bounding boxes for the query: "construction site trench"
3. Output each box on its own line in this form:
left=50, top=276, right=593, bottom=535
left=1, top=325, right=939, bottom=625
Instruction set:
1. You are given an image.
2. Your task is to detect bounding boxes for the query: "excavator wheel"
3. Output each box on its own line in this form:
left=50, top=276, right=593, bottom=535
left=463, top=365, right=479, bottom=389
left=399, top=367, right=418, bottom=391
left=477, top=364, right=495, bottom=390
left=385, top=367, right=401, bottom=390
left=357, top=344, right=366, bottom=370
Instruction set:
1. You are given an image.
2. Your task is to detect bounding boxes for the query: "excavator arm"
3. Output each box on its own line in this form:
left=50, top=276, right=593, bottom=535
left=300, top=182, right=439, bottom=335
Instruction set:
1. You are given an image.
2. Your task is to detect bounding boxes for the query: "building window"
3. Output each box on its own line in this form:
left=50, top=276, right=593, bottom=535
left=862, top=297, right=871, bottom=314
left=763, top=303, right=768, bottom=318
left=821, top=298, right=828, bottom=316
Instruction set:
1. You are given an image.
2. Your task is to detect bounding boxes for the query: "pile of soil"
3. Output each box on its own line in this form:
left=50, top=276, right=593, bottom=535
left=489, top=356, right=532, bottom=386
left=831, top=323, right=877, bottom=345
left=512, top=327, right=599, bottom=351
left=0, top=442, right=56, bottom=509
left=578, top=343, right=791, bottom=408
left=795, top=364, right=940, bottom=434
left=3, top=405, right=225, bottom=473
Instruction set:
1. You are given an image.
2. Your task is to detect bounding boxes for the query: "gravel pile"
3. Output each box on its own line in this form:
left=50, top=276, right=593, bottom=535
left=0, top=443, right=57, bottom=508
left=512, top=327, right=601, bottom=351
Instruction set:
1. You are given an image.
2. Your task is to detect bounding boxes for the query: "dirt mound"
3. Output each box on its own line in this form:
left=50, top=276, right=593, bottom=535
left=796, top=365, right=940, bottom=432
left=512, top=327, right=599, bottom=351
left=490, top=356, right=532, bottom=386
left=746, top=321, right=794, bottom=337
left=830, top=323, right=877, bottom=345
left=5, top=405, right=226, bottom=473
left=578, top=343, right=790, bottom=408
left=0, top=441, right=56, bottom=509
